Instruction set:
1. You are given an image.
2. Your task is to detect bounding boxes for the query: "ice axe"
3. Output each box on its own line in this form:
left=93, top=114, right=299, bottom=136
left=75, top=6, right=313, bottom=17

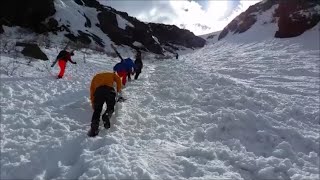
left=111, top=44, right=124, bottom=62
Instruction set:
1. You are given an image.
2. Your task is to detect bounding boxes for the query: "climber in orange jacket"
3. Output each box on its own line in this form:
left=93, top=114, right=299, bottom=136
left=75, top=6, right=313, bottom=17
left=88, top=72, right=122, bottom=137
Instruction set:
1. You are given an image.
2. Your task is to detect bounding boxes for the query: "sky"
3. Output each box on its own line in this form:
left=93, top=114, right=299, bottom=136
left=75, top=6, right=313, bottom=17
left=98, top=0, right=262, bottom=35
left=1, top=22, right=319, bottom=179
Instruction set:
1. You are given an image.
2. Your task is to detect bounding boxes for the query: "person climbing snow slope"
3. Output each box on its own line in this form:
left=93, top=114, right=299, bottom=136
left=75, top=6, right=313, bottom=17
left=88, top=72, right=122, bottom=137
left=51, top=50, right=77, bottom=79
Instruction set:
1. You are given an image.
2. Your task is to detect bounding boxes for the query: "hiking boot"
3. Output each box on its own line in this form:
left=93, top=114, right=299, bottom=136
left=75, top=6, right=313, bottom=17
left=102, top=113, right=111, bottom=129
left=103, top=120, right=110, bottom=129
left=87, top=128, right=99, bottom=137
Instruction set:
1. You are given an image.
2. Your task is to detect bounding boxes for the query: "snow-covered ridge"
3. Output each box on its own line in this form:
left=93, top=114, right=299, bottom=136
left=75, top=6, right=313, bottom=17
left=217, top=0, right=320, bottom=41
left=0, top=0, right=205, bottom=56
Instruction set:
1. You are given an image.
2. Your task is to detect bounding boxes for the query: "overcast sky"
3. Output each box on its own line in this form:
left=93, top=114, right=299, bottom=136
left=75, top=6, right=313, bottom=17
left=98, top=0, right=261, bottom=35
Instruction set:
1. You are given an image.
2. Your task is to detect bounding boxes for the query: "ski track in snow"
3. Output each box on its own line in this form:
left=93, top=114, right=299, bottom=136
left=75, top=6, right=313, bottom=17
left=1, top=39, right=319, bottom=179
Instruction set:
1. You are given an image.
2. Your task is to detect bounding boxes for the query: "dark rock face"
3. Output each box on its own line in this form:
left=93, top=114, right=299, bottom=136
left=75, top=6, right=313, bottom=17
left=93, top=3, right=205, bottom=54
left=1, top=0, right=205, bottom=54
left=71, top=0, right=205, bottom=54
left=148, top=23, right=206, bottom=48
left=218, top=0, right=276, bottom=40
left=218, top=0, right=320, bottom=40
left=16, top=43, right=49, bottom=60
left=275, top=0, right=320, bottom=38
left=0, top=0, right=56, bottom=33
left=65, top=30, right=104, bottom=47
left=74, top=0, right=105, bottom=11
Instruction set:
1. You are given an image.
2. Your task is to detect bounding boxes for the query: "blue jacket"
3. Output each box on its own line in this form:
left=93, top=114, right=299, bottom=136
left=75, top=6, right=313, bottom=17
left=123, top=58, right=135, bottom=72
left=113, top=62, right=126, bottom=72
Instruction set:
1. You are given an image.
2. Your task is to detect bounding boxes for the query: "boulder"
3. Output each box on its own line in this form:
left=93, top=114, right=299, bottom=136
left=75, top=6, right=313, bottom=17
left=16, top=43, right=48, bottom=60
left=275, top=0, right=320, bottom=38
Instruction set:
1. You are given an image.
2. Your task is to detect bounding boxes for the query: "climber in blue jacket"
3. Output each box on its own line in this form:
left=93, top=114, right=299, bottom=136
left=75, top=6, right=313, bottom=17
left=123, top=58, right=135, bottom=81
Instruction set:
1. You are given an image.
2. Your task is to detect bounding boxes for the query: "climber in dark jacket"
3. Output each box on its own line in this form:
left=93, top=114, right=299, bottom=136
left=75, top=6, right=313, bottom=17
left=134, top=51, right=143, bottom=80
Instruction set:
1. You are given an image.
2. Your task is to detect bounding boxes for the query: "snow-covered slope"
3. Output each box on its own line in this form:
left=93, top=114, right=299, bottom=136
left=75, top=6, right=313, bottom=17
left=199, top=30, right=221, bottom=44
left=1, top=22, right=319, bottom=179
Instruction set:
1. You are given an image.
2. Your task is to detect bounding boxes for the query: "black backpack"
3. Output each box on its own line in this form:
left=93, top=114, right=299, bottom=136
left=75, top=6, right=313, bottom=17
left=56, top=50, right=68, bottom=60
left=51, top=50, right=68, bottom=67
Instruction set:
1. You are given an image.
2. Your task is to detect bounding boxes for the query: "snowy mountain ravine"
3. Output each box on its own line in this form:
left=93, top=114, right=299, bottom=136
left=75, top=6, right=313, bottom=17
left=1, top=28, right=320, bottom=179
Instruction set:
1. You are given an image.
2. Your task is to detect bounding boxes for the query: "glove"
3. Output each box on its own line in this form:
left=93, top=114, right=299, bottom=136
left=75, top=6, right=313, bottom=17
left=116, top=92, right=122, bottom=98
left=116, top=92, right=125, bottom=102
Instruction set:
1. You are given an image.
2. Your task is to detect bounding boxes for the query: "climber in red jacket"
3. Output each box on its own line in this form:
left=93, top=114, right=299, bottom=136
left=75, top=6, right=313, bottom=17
left=51, top=50, right=77, bottom=79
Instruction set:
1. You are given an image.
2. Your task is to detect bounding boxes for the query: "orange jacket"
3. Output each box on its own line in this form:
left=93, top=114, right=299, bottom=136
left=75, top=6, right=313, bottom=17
left=90, top=72, right=122, bottom=106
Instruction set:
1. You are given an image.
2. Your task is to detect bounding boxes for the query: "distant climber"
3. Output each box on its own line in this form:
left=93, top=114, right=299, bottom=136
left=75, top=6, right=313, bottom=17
left=113, top=60, right=127, bottom=86
left=51, top=50, right=77, bottom=79
left=123, top=58, right=135, bottom=81
left=176, top=53, right=179, bottom=59
left=87, top=72, right=123, bottom=137
left=113, top=58, right=135, bottom=86
left=134, top=51, right=143, bottom=80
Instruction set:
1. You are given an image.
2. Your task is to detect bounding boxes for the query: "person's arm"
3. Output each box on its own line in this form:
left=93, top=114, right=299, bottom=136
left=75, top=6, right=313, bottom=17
left=66, top=54, right=77, bottom=64
left=70, top=60, right=77, bottom=64
left=69, top=58, right=77, bottom=64
left=114, top=73, right=122, bottom=93
left=90, top=79, right=95, bottom=109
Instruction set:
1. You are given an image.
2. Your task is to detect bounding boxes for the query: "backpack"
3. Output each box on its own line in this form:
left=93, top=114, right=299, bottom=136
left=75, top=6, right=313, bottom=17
left=51, top=50, right=69, bottom=67
left=56, top=50, right=68, bottom=60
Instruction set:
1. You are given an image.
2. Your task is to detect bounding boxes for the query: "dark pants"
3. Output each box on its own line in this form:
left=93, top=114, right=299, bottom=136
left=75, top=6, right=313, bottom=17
left=134, top=72, right=141, bottom=80
left=91, top=86, right=116, bottom=130
left=58, top=60, right=66, bottom=78
left=127, top=71, right=132, bottom=81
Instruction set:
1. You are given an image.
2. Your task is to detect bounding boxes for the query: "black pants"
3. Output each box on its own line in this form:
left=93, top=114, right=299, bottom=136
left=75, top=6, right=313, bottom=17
left=134, top=72, right=140, bottom=79
left=91, top=86, right=116, bottom=130
left=134, top=69, right=141, bottom=79
left=127, top=72, right=131, bottom=80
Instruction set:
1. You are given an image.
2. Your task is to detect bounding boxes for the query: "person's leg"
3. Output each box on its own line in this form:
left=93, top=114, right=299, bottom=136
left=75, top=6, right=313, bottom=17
left=134, top=72, right=140, bottom=80
left=58, top=60, right=66, bottom=78
left=106, top=90, right=116, bottom=115
left=127, top=71, right=131, bottom=81
left=134, top=69, right=141, bottom=80
left=118, top=71, right=127, bottom=86
left=88, top=88, right=105, bottom=136
left=102, top=88, right=116, bottom=129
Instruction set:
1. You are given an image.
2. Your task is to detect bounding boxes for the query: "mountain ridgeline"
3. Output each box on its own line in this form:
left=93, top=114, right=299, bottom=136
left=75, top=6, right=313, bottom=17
left=0, top=0, right=319, bottom=57
left=0, top=0, right=205, bottom=55
left=218, top=0, right=320, bottom=40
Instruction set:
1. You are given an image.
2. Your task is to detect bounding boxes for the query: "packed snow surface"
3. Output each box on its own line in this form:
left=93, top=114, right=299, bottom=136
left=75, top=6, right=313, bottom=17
left=1, top=29, right=319, bottom=179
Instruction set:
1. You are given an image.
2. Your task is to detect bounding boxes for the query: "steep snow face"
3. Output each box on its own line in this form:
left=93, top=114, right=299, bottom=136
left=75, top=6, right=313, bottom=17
left=53, top=0, right=111, bottom=47
left=218, top=0, right=320, bottom=41
left=116, top=14, right=134, bottom=30
left=220, top=4, right=279, bottom=43
left=0, top=25, right=319, bottom=179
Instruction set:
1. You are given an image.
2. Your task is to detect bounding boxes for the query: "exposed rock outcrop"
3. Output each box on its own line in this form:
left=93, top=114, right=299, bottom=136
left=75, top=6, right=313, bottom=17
left=218, top=0, right=320, bottom=40
left=16, top=42, right=49, bottom=60
left=1, top=0, right=205, bottom=55
left=275, top=0, right=320, bottom=38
